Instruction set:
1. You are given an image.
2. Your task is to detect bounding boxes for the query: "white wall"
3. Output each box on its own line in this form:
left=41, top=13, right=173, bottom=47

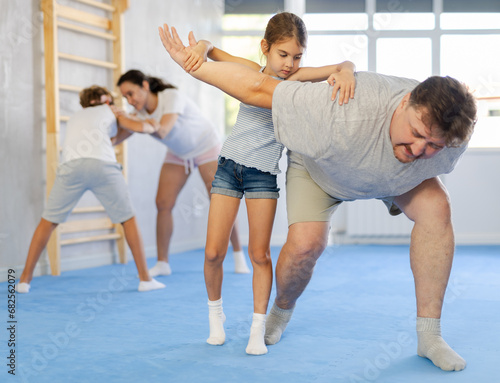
left=0, top=0, right=227, bottom=281
left=446, top=149, right=500, bottom=244
left=0, top=0, right=46, bottom=278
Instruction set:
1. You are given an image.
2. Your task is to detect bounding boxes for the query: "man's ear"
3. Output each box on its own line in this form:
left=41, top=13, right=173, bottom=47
left=401, top=92, right=411, bottom=108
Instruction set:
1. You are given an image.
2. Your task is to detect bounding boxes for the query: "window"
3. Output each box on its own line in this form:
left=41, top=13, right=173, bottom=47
left=222, top=0, right=500, bottom=147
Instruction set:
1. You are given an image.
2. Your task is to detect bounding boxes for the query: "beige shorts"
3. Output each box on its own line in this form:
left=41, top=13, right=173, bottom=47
left=286, top=166, right=401, bottom=226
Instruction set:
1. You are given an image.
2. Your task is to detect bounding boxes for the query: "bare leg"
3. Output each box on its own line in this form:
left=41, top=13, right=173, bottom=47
left=245, top=198, right=276, bottom=314
left=122, top=217, right=165, bottom=292
left=274, top=222, right=329, bottom=309
left=395, top=177, right=466, bottom=371
left=204, top=194, right=241, bottom=301
left=204, top=193, right=240, bottom=345
left=265, top=221, right=329, bottom=345
left=19, top=218, right=58, bottom=285
left=245, top=198, right=276, bottom=355
left=154, top=163, right=190, bottom=274
left=121, top=217, right=150, bottom=282
left=199, top=161, right=249, bottom=272
left=229, top=221, right=242, bottom=252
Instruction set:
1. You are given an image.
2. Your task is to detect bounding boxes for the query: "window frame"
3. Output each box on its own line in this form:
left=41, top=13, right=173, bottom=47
left=222, top=0, right=500, bottom=147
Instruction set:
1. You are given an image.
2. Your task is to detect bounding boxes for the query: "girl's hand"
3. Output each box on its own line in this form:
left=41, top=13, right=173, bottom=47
left=184, top=32, right=208, bottom=72
left=327, top=71, right=356, bottom=105
left=143, top=118, right=160, bottom=134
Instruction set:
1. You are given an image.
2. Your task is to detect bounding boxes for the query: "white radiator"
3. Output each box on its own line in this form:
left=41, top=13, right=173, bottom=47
left=345, top=199, right=413, bottom=237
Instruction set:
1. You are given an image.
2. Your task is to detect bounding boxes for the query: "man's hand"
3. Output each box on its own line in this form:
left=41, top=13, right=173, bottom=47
left=158, top=24, right=191, bottom=69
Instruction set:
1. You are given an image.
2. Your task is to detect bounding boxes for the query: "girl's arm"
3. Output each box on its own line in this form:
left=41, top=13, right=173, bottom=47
left=150, top=113, right=179, bottom=140
left=116, top=114, right=158, bottom=134
left=287, top=61, right=356, bottom=104
left=287, top=61, right=355, bottom=82
left=110, top=105, right=158, bottom=134
left=184, top=32, right=261, bottom=72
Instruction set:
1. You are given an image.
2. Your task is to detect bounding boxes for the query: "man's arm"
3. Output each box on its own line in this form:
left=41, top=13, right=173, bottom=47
left=159, top=24, right=278, bottom=109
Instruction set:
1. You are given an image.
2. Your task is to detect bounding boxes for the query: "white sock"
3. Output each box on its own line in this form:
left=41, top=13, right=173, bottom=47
left=207, top=298, right=226, bottom=345
left=233, top=250, right=251, bottom=274
left=16, top=282, right=31, bottom=293
left=246, top=313, right=268, bottom=355
left=264, top=303, right=294, bottom=345
left=148, top=261, right=171, bottom=277
left=138, top=278, right=166, bottom=292
left=417, top=317, right=466, bottom=371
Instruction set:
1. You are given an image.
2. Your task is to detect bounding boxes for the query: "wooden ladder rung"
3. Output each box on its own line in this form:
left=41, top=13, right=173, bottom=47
left=57, top=4, right=112, bottom=30
left=58, top=20, right=117, bottom=41
left=61, top=232, right=121, bottom=246
left=75, top=0, right=116, bottom=12
left=60, top=217, right=114, bottom=234
left=60, top=115, right=70, bottom=122
left=59, top=84, right=119, bottom=98
left=59, top=83, right=83, bottom=93
left=58, top=52, right=118, bottom=69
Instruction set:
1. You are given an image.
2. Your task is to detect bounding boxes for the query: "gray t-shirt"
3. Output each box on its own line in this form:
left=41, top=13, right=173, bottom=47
left=272, top=71, right=466, bottom=200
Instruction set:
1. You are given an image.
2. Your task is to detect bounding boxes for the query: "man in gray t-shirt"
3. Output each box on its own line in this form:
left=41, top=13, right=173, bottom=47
left=273, top=72, right=467, bottom=202
left=160, top=27, right=477, bottom=372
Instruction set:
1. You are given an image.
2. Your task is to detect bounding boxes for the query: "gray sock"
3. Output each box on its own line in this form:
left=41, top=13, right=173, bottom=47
left=264, top=303, right=294, bottom=345
left=417, top=317, right=466, bottom=371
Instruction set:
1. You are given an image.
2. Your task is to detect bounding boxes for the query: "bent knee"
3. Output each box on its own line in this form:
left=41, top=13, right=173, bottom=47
left=414, top=195, right=452, bottom=226
left=286, top=234, right=328, bottom=260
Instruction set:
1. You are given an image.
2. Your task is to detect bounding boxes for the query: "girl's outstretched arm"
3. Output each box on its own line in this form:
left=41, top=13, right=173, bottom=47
left=159, top=24, right=278, bottom=109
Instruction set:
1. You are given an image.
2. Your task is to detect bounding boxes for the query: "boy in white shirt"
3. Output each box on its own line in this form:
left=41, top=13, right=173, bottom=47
left=17, top=86, right=164, bottom=293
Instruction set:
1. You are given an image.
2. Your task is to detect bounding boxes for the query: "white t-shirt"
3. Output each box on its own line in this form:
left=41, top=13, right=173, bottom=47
left=134, top=88, right=221, bottom=159
left=272, top=72, right=467, bottom=200
left=61, top=104, right=117, bottom=164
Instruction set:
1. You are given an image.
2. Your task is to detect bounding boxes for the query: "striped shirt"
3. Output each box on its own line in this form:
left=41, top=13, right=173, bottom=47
left=220, top=70, right=284, bottom=174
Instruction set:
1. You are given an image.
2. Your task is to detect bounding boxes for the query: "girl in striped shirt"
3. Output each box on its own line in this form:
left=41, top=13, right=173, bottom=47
left=185, top=12, right=356, bottom=355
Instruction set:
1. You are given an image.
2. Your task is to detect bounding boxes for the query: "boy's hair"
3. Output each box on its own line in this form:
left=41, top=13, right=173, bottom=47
left=263, top=12, right=307, bottom=52
left=409, top=76, right=477, bottom=147
left=79, top=85, right=114, bottom=108
left=117, top=69, right=176, bottom=94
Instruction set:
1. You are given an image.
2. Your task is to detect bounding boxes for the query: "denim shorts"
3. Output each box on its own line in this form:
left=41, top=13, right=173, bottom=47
left=211, top=157, right=279, bottom=199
